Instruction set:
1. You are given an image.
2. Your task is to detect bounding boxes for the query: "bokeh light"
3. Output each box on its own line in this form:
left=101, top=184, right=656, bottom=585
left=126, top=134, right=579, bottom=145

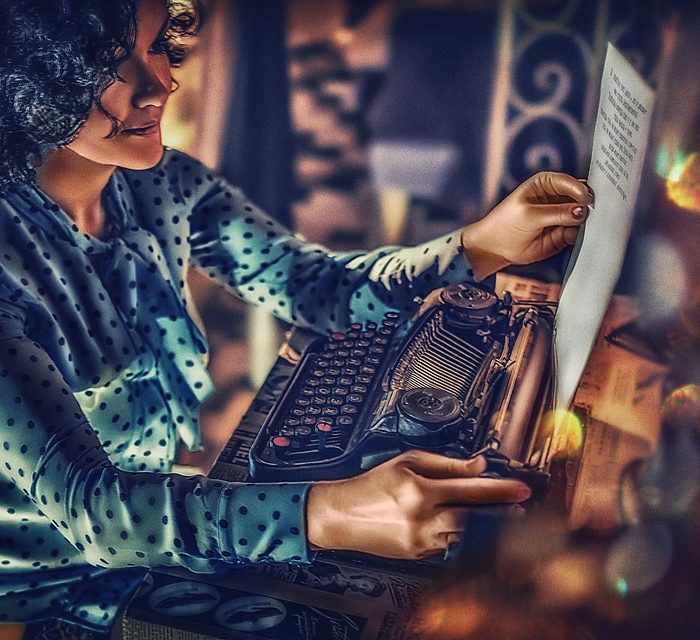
left=636, top=234, right=687, bottom=324
left=537, top=409, right=583, bottom=459
left=661, top=384, right=700, bottom=432
left=605, top=524, right=674, bottom=595
left=666, top=151, right=700, bottom=213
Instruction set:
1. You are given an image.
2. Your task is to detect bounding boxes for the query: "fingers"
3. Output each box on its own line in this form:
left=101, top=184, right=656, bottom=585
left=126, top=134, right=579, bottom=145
left=430, top=476, right=532, bottom=505
left=526, top=172, right=594, bottom=206
left=398, top=450, right=487, bottom=479
left=529, top=202, right=589, bottom=228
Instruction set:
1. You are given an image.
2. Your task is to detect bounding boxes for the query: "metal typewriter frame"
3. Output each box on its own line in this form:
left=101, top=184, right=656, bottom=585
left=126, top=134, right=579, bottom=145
left=249, top=282, right=558, bottom=495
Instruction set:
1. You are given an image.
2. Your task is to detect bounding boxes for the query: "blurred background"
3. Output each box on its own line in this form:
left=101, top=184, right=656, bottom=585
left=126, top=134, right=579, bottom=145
left=163, top=0, right=700, bottom=636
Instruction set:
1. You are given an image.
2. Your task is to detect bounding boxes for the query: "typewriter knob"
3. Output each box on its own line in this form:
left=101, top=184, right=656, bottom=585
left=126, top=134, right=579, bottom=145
left=397, top=388, right=462, bottom=446
left=440, top=283, right=497, bottom=314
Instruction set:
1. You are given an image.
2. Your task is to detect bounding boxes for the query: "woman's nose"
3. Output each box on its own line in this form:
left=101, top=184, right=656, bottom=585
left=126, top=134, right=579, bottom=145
left=132, top=61, right=171, bottom=109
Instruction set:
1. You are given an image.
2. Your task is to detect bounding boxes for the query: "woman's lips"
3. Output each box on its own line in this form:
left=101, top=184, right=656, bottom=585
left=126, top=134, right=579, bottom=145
left=123, top=121, right=160, bottom=136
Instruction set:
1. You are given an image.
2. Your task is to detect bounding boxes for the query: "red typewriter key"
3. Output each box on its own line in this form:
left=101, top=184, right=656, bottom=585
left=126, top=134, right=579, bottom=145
left=316, top=421, right=333, bottom=445
left=271, top=436, right=291, bottom=455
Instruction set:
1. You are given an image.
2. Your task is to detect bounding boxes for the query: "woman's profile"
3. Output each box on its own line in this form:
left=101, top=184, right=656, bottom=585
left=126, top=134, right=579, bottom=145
left=0, top=0, right=592, bottom=635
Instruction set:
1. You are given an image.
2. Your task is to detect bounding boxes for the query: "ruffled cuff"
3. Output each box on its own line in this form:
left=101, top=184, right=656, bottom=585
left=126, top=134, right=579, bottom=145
left=218, top=482, right=313, bottom=564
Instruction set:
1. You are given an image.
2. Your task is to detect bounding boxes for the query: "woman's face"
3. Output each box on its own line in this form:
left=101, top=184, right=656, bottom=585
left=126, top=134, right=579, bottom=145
left=67, top=0, right=172, bottom=170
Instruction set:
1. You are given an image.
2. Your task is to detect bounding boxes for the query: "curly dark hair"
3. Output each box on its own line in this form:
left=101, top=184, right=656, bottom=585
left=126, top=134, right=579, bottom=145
left=0, top=0, right=199, bottom=192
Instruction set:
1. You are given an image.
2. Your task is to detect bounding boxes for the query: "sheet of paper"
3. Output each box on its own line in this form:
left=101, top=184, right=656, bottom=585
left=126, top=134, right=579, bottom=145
left=554, top=43, right=655, bottom=411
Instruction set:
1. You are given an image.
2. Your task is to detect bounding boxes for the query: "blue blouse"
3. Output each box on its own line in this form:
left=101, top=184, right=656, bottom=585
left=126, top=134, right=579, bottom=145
left=0, top=148, right=475, bottom=632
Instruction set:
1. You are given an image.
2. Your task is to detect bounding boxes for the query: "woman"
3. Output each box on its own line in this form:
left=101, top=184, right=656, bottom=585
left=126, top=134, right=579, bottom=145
left=0, top=0, right=592, bottom=635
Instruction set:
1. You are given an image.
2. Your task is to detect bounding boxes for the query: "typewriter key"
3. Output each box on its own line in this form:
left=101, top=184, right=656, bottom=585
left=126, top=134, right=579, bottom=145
left=327, top=367, right=341, bottom=376
left=322, top=406, right=339, bottom=416
left=351, top=348, right=367, bottom=357
left=366, top=356, right=381, bottom=365
left=329, top=397, right=343, bottom=406
left=350, top=323, right=363, bottom=331
left=296, top=426, right=313, bottom=438
left=341, top=405, right=358, bottom=414
left=302, top=416, right=317, bottom=427
left=338, top=416, right=354, bottom=426
left=300, top=387, right=314, bottom=397
left=331, top=332, right=346, bottom=341
left=316, top=421, right=333, bottom=444
left=360, top=365, right=376, bottom=375
left=290, top=407, right=305, bottom=417
left=280, top=425, right=296, bottom=436
left=356, top=374, right=372, bottom=384
left=321, top=376, right=335, bottom=385
left=351, top=384, right=367, bottom=394
left=366, top=321, right=377, bottom=329
left=348, top=394, right=363, bottom=403
left=332, top=386, right=349, bottom=396
left=331, top=358, right=345, bottom=368
left=341, top=366, right=358, bottom=376
left=307, top=406, right=322, bottom=415
left=296, top=398, right=311, bottom=407
left=271, top=436, right=291, bottom=455
left=339, top=376, right=353, bottom=386
left=336, top=349, right=350, bottom=357
left=312, top=396, right=326, bottom=405
left=316, top=359, right=330, bottom=368
left=348, top=357, right=362, bottom=367
left=318, top=386, right=331, bottom=396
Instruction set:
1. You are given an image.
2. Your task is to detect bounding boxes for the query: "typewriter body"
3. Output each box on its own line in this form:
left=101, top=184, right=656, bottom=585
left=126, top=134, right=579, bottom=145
left=249, top=282, right=557, bottom=495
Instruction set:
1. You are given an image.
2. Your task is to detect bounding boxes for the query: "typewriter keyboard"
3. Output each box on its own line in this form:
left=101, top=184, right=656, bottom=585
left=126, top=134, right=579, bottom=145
left=264, top=312, right=401, bottom=462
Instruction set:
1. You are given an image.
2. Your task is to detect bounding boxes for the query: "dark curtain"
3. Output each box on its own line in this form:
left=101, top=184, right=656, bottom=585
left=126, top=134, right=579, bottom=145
left=219, top=0, right=295, bottom=228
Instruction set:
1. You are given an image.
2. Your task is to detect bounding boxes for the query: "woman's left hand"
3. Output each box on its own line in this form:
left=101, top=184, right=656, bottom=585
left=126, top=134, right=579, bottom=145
left=461, top=171, right=593, bottom=280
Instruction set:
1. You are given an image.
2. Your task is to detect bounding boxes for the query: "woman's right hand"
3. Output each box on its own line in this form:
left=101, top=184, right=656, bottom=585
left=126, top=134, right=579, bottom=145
left=306, top=450, right=531, bottom=559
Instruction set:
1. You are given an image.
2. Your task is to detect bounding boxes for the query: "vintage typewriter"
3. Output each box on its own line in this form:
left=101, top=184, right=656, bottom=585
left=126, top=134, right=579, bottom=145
left=249, top=282, right=558, bottom=496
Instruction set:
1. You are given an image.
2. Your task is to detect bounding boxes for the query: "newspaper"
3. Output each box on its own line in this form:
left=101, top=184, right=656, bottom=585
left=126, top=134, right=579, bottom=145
left=555, top=42, right=656, bottom=411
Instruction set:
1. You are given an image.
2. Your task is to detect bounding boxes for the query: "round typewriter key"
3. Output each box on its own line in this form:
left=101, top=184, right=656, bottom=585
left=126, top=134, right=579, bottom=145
left=351, top=349, right=367, bottom=357
left=338, top=416, right=354, bottom=426
left=291, top=407, right=305, bottom=417
left=311, top=369, right=325, bottom=378
left=339, top=376, right=353, bottom=386
left=300, top=387, right=314, bottom=397
left=342, top=366, right=358, bottom=376
left=356, top=374, right=372, bottom=384
left=366, top=356, right=381, bottom=365
left=296, top=425, right=313, bottom=437
left=341, top=404, right=358, bottom=415
left=327, top=342, right=339, bottom=351
left=336, top=349, right=350, bottom=357
left=312, top=396, right=326, bottom=405
left=331, top=332, right=346, bottom=341
left=348, top=357, right=362, bottom=366
left=342, top=340, right=354, bottom=348
left=316, top=359, right=330, bottom=368
left=351, top=384, right=367, bottom=394
left=348, top=394, right=363, bottom=403
left=296, top=398, right=311, bottom=407
left=307, top=406, right=322, bottom=415
left=280, top=426, right=296, bottom=436
left=302, top=416, right=317, bottom=426
left=385, top=312, right=399, bottom=320
left=327, top=367, right=341, bottom=376
left=332, top=386, right=349, bottom=396
left=316, top=421, right=333, bottom=445
left=321, top=376, right=335, bottom=386
left=307, top=378, right=321, bottom=387
left=271, top=436, right=291, bottom=455
left=350, top=323, right=363, bottom=331
left=361, top=365, right=376, bottom=375
left=373, top=336, right=389, bottom=345
left=322, top=406, right=339, bottom=416
left=329, top=396, right=343, bottom=406
left=331, top=358, right=345, bottom=368
left=356, top=339, right=371, bottom=348
left=369, top=346, right=384, bottom=355
left=378, top=327, right=393, bottom=336
left=367, top=321, right=377, bottom=329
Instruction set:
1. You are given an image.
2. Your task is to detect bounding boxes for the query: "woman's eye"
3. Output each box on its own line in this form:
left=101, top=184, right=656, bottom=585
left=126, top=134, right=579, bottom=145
left=149, top=38, right=170, bottom=55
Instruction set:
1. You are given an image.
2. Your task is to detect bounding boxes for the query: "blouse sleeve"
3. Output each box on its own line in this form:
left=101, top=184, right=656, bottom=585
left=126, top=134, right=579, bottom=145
left=181, top=155, right=478, bottom=333
left=0, top=301, right=312, bottom=571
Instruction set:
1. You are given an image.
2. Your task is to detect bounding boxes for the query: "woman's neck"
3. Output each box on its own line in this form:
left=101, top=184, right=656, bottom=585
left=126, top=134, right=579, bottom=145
left=36, top=147, right=116, bottom=238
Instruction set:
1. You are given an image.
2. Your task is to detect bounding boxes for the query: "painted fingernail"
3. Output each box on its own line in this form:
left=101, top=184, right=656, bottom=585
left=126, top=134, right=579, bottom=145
left=516, top=485, right=532, bottom=501
left=572, top=205, right=587, bottom=219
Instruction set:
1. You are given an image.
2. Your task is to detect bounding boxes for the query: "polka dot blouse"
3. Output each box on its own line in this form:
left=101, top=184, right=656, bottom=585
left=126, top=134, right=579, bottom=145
left=0, top=148, right=476, bottom=631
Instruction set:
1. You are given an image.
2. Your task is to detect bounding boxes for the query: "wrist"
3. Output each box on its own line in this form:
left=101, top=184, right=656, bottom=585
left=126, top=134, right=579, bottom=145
left=461, top=222, right=510, bottom=281
left=306, top=481, right=343, bottom=551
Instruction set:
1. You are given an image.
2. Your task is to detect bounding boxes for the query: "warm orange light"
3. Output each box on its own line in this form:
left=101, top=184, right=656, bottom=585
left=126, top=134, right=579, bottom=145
left=666, top=151, right=700, bottom=212
left=661, top=384, right=700, bottom=431
left=539, top=409, right=584, bottom=458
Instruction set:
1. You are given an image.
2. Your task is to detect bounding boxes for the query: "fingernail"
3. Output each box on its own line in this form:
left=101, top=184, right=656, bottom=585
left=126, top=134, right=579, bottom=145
left=572, top=205, right=587, bottom=219
left=516, top=485, right=532, bottom=501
